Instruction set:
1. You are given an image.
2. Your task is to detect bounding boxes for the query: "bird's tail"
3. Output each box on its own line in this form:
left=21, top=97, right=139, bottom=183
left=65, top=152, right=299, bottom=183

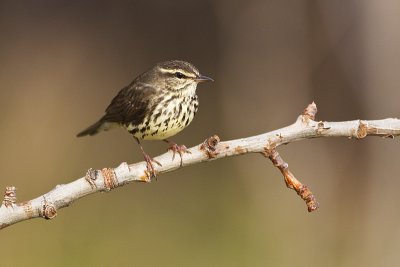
left=76, top=119, right=112, bottom=137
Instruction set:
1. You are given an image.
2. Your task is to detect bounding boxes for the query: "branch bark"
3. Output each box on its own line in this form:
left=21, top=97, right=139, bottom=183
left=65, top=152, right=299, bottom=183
left=1, top=102, right=399, bottom=229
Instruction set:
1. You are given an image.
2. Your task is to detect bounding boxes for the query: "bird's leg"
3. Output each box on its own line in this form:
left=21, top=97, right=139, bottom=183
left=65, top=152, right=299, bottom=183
left=134, top=137, right=161, bottom=180
left=163, top=139, right=191, bottom=166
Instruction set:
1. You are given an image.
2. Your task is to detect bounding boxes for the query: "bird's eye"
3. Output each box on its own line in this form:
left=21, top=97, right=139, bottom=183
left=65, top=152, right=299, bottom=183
left=175, top=72, right=185, bottom=79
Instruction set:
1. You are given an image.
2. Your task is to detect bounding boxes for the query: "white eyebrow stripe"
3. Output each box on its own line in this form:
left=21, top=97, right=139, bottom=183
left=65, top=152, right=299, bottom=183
left=158, top=68, right=197, bottom=78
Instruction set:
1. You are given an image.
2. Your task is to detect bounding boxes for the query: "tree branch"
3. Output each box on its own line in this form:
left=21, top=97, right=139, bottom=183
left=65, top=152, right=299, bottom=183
left=1, top=102, right=399, bottom=229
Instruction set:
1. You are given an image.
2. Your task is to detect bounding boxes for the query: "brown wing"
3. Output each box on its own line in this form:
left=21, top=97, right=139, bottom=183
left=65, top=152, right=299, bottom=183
left=101, top=82, right=159, bottom=126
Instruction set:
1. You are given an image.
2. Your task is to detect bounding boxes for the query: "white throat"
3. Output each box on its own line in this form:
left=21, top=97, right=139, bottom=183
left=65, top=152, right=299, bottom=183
left=180, top=83, right=198, bottom=97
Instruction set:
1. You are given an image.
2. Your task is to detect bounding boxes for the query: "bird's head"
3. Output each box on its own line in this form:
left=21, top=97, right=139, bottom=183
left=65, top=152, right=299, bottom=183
left=146, top=60, right=213, bottom=94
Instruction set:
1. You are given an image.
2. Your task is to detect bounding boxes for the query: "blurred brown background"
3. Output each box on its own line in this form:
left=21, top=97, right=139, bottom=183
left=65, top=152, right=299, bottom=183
left=1, top=1, right=399, bottom=266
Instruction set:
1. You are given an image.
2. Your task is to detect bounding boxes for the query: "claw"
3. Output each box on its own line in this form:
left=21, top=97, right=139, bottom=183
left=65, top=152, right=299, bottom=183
left=134, top=137, right=162, bottom=181
left=165, top=141, right=191, bottom=166
left=143, top=154, right=161, bottom=180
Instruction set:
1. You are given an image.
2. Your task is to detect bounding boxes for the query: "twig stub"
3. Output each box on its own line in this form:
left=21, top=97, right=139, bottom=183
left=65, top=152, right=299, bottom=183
left=42, top=200, right=57, bottom=220
left=302, top=101, right=318, bottom=121
left=85, top=168, right=97, bottom=189
left=200, top=135, right=220, bottom=158
left=264, top=149, right=319, bottom=212
left=2, top=186, right=17, bottom=208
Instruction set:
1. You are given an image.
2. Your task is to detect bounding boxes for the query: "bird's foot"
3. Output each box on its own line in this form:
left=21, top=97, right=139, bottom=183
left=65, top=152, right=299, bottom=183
left=167, top=142, right=191, bottom=166
left=143, top=154, right=162, bottom=181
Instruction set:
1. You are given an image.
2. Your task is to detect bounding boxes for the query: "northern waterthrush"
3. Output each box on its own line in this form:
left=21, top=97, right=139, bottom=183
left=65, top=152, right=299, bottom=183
left=77, top=60, right=213, bottom=179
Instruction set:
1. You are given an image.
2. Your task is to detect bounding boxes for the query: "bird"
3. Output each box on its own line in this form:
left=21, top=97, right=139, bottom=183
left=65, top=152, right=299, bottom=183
left=77, top=60, right=213, bottom=179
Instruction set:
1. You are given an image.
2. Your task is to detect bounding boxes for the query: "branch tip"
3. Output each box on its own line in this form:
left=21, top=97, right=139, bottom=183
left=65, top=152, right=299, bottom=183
left=302, top=102, right=318, bottom=121
left=298, top=185, right=319, bottom=212
left=264, top=149, right=319, bottom=212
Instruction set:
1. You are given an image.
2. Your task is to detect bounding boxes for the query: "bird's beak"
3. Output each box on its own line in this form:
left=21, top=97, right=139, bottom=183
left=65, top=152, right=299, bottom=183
left=195, top=75, right=214, bottom=83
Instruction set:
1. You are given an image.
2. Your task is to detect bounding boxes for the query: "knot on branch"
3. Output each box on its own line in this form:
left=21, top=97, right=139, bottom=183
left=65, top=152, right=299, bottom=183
left=2, top=186, right=17, bottom=208
left=200, top=135, right=220, bottom=158
left=356, top=121, right=368, bottom=139
left=316, top=121, right=331, bottom=135
left=102, top=168, right=118, bottom=191
left=85, top=168, right=98, bottom=189
left=42, top=201, right=57, bottom=220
